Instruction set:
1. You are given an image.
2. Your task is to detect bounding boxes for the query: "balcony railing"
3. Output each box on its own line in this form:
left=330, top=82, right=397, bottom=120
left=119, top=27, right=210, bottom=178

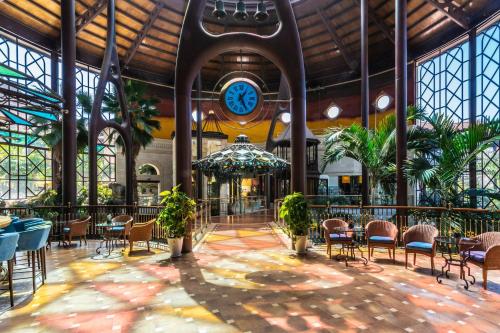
left=274, top=197, right=500, bottom=245
left=1, top=202, right=211, bottom=245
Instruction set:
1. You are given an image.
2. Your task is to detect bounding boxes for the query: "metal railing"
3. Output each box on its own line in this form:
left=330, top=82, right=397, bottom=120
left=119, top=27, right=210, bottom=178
left=200, top=196, right=267, bottom=217
left=274, top=198, right=500, bottom=246
left=1, top=202, right=211, bottom=245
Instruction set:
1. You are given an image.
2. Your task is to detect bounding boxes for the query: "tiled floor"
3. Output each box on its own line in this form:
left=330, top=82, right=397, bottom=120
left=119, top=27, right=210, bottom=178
left=0, top=215, right=499, bottom=332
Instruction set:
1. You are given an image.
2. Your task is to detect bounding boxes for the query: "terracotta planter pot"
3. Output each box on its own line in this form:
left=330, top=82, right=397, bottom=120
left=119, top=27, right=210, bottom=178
left=294, top=235, right=307, bottom=254
left=168, top=237, right=184, bottom=258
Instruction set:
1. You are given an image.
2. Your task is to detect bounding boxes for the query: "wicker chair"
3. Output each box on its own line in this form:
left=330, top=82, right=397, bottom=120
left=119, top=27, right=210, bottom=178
left=365, top=220, right=398, bottom=263
left=461, top=232, right=500, bottom=290
left=128, top=219, right=155, bottom=254
left=322, top=219, right=350, bottom=259
left=403, top=224, right=439, bottom=275
left=109, top=215, right=133, bottom=247
left=62, top=216, right=91, bottom=246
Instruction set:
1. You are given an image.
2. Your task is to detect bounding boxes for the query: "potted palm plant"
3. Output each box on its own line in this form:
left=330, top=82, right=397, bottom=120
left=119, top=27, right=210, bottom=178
left=279, top=192, right=311, bottom=254
left=157, top=185, right=196, bottom=257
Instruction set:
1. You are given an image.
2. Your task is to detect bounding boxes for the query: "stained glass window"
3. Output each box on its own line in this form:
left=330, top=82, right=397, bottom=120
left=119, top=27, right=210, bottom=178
left=0, top=31, right=116, bottom=201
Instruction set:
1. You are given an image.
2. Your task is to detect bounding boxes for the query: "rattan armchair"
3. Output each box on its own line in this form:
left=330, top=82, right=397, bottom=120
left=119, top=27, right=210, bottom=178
left=461, top=232, right=500, bottom=290
left=403, top=224, right=439, bottom=275
left=365, top=220, right=398, bottom=263
left=62, top=216, right=91, bottom=246
left=322, top=219, right=350, bottom=259
left=109, top=215, right=133, bottom=247
left=128, top=219, right=155, bottom=254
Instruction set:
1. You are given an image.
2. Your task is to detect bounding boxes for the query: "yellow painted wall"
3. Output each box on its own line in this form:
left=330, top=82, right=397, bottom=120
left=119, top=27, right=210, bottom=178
left=152, top=109, right=394, bottom=143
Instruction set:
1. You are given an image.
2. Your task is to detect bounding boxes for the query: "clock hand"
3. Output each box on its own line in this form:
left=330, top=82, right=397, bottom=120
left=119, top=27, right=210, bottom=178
left=238, top=93, right=248, bottom=111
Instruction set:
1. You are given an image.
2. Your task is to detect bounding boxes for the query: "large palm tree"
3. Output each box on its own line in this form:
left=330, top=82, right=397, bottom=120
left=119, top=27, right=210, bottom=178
left=33, top=96, right=90, bottom=194
left=101, top=80, right=161, bottom=201
left=405, top=110, right=500, bottom=207
left=322, top=114, right=397, bottom=202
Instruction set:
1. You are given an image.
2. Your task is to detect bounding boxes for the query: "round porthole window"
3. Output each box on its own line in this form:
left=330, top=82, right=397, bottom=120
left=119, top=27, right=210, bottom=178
left=375, top=93, right=392, bottom=111
left=325, top=104, right=341, bottom=119
left=280, top=112, right=291, bottom=124
left=192, top=110, right=205, bottom=122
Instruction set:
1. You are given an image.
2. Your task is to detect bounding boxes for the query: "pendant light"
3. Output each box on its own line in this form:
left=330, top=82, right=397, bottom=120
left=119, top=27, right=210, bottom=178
left=254, top=0, right=268, bottom=22
left=212, top=0, right=227, bottom=19
left=233, top=0, right=248, bottom=21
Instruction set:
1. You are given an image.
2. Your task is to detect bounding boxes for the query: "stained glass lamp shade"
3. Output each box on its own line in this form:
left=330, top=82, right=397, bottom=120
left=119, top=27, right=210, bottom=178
left=0, top=63, right=63, bottom=127
left=193, top=134, right=289, bottom=179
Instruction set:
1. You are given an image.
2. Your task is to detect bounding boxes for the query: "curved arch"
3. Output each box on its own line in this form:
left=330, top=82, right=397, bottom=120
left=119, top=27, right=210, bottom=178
left=138, top=163, right=160, bottom=176
left=88, top=0, right=133, bottom=205
left=175, top=0, right=306, bottom=209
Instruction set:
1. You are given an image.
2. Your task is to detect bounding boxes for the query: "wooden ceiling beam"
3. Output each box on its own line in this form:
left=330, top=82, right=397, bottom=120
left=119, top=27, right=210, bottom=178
left=316, top=8, right=358, bottom=71
left=352, top=0, right=394, bottom=44
left=423, top=0, right=469, bottom=29
left=123, top=1, right=164, bottom=66
left=76, top=0, right=107, bottom=34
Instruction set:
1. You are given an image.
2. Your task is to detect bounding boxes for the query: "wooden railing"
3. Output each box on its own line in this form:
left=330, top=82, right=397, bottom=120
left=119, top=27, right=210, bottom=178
left=274, top=198, right=500, bottom=245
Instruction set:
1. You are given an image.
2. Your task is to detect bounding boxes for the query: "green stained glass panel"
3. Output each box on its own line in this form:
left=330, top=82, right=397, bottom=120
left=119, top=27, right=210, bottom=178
left=0, top=63, right=29, bottom=80
left=0, top=109, right=31, bottom=126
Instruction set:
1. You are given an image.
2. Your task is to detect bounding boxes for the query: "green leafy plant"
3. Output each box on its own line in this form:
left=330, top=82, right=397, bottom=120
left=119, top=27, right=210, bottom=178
left=103, top=80, right=161, bottom=201
left=279, top=192, right=311, bottom=236
left=33, top=94, right=90, bottom=195
left=405, top=107, right=500, bottom=207
left=322, top=113, right=398, bottom=203
left=156, top=185, right=196, bottom=238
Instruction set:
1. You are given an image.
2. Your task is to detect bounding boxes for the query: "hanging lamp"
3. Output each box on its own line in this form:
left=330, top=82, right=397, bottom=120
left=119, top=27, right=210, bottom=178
left=233, top=0, right=248, bottom=21
left=254, top=0, right=269, bottom=22
left=212, top=0, right=227, bottom=19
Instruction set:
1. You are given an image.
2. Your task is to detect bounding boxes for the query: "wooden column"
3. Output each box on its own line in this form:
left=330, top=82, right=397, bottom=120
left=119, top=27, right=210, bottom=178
left=468, top=28, right=477, bottom=208
left=196, top=74, right=203, bottom=200
left=50, top=50, right=59, bottom=191
left=360, top=0, right=370, bottom=205
left=61, top=0, right=77, bottom=206
left=395, top=0, right=408, bottom=206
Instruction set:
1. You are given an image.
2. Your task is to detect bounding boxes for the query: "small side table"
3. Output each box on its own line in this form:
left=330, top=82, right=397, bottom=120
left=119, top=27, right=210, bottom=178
left=435, top=236, right=481, bottom=290
left=332, top=226, right=368, bottom=267
left=95, top=222, right=126, bottom=257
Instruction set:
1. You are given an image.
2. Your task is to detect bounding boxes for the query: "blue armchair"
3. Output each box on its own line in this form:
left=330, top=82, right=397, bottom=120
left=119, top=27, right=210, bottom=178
left=0, top=232, right=20, bottom=306
left=16, top=224, right=51, bottom=293
left=13, top=218, right=44, bottom=232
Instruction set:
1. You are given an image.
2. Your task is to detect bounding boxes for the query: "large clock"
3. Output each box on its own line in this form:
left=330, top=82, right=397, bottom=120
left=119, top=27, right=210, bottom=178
left=219, top=78, right=263, bottom=121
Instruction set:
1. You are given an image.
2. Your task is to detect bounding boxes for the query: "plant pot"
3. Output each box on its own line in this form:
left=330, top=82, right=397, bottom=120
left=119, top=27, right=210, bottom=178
left=294, top=235, right=307, bottom=254
left=168, top=237, right=184, bottom=258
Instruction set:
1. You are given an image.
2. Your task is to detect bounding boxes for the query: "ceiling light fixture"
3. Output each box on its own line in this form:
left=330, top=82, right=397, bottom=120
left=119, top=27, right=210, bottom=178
left=254, top=0, right=269, bottom=22
left=233, top=0, right=249, bottom=21
left=325, top=103, right=341, bottom=119
left=212, top=0, right=227, bottom=19
left=280, top=112, right=291, bottom=124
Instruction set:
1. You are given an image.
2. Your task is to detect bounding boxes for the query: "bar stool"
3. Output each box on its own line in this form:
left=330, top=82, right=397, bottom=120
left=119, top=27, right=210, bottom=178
left=0, top=232, right=20, bottom=306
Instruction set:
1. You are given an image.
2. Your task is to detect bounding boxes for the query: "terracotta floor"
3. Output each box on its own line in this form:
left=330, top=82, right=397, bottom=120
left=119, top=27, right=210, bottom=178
left=1, top=215, right=499, bottom=333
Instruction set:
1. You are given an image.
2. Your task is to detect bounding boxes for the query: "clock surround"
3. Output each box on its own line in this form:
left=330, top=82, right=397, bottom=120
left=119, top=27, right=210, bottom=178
left=219, top=77, right=263, bottom=122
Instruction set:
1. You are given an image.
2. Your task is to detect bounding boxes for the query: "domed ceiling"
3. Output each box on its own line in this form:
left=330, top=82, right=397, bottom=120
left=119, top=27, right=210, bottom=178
left=0, top=0, right=497, bottom=91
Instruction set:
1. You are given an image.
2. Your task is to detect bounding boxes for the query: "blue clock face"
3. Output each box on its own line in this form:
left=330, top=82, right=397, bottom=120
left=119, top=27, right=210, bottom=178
left=223, top=80, right=260, bottom=116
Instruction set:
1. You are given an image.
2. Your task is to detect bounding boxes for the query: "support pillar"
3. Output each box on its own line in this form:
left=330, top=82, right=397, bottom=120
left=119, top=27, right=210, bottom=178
left=468, top=28, right=477, bottom=208
left=360, top=0, right=370, bottom=205
left=50, top=50, right=59, bottom=191
left=61, top=0, right=77, bottom=206
left=395, top=0, right=408, bottom=206
left=196, top=74, right=203, bottom=200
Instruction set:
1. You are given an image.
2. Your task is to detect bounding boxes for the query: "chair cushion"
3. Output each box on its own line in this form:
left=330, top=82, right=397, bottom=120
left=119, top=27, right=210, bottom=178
left=406, top=241, right=433, bottom=252
left=329, top=234, right=352, bottom=241
left=369, top=236, right=394, bottom=243
left=63, top=227, right=70, bottom=233
left=467, top=251, right=485, bottom=263
left=111, top=226, right=125, bottom=231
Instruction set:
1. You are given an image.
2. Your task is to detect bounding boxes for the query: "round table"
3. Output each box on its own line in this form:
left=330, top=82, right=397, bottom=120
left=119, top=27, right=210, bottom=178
left=331, top=226, right=368, bottom=267
left=0, top=216, right=11, bottom=229
left=94, top=222, right=127, bottom=258
left=435, top=236, right=481, bottom=290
